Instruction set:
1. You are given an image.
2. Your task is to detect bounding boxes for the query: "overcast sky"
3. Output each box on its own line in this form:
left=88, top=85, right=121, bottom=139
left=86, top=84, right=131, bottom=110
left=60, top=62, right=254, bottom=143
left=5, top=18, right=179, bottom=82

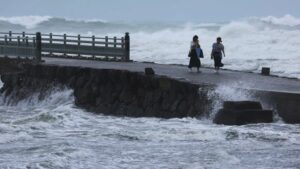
left=1, top=0, right=300, bottom=22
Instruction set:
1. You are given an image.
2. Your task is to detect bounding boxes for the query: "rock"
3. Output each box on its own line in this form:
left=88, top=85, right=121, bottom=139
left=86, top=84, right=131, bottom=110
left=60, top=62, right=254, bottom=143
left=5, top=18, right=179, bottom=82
left=214, top=109, right=273, bottom=125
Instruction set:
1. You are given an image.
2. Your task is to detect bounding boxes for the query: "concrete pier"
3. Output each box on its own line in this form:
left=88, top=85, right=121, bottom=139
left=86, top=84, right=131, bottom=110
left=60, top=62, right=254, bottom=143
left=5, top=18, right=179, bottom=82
left=0, top=57, right=300, bottom=123
left=43, top=57, right=300, bottom=93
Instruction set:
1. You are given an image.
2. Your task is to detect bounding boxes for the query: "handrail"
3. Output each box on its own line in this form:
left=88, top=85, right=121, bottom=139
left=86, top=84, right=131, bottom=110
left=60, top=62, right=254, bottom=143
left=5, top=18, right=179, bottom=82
left=41, top=38, right=124, bottom=45
left=0, top=36, right=35, bottom=40
left=1, top=31, right=122, bottom=39
left=0, top=31, right=130, bottom=61
left=42, top=35, right=122, bottom=41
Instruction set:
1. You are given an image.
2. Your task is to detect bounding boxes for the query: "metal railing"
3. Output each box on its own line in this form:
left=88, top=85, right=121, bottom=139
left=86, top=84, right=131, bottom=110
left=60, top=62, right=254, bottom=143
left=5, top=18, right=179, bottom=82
left=0, top=32, right=39, bottom=60
left=0, top=31, right=130, bottom=61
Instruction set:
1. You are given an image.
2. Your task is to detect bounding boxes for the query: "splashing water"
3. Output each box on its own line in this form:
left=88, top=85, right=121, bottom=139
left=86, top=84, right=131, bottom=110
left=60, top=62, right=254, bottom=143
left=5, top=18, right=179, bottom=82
left=206, top=81, right=255, bottom=119
left=0, top=84, right=298, bottom=168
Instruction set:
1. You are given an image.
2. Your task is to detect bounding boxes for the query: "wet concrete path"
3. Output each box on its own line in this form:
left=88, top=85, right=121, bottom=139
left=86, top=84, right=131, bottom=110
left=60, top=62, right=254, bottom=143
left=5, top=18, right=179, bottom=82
left=43, top=57, right=300, bottom=94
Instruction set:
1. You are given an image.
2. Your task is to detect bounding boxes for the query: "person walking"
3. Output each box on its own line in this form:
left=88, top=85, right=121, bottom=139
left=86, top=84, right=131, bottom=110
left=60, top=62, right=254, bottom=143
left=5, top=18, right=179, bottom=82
left=211, top=37, right=225, bottom=73
left=188, top=35, right=203, bottom=72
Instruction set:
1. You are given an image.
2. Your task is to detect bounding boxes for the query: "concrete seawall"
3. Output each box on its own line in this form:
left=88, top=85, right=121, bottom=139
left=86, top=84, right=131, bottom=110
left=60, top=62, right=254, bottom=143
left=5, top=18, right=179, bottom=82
left=0, top=57, right=299, bottom=123
left=0, top=63, right=212, bottom=118
left=253, top=90, right=300, bottom=123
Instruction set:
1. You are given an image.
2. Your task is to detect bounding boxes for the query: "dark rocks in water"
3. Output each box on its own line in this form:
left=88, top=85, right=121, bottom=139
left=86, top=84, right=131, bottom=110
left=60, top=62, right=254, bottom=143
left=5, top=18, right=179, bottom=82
left=214, top=101, right=273, bottom=125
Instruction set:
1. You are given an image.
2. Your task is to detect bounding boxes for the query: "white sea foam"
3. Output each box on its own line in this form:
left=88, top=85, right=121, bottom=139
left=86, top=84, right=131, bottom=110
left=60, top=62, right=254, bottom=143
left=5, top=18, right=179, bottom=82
left=206, top=82, right=255, bottom=119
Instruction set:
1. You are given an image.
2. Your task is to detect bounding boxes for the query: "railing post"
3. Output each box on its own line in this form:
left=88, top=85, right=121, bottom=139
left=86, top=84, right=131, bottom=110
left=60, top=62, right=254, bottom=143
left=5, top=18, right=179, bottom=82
left=4, top=35, right=7, bottom=44
left=124, top=32, right=130, bottom=61
left=25, top=36, right=28, bottom=45
left=33, top=37, right=36, bottom=46
left=4, top=35, right=7, bottom=56
left=33, top=37, right=36, bottom=59
left=121, top=37, right=124, bottom=48
left=105, top=36, right=108, bottom=47
left=17, top=36, right=20, bottom=45
left=26, top=37, right=29, bottom=57
left=22, top=32, right=25, bottom=42
left=92, top=35, right=95, bottom=59
left=49, top=33, right=53, bottom=44
left=9, top=31, right=12, bottom=42
left=105, top=36, right=108, bottom=60
left=78, top=34, right=81, bottom=57
left=35, top=32, right=42, bottom=62
left=113, top=37, right=117, bottom=48
left=49, top=33, right=53, bottom=56
left=64, top=33, right=67, bottom=56
left=17, top=36, right=20, bottom=58
left=113, top=37, right=117, bottom=60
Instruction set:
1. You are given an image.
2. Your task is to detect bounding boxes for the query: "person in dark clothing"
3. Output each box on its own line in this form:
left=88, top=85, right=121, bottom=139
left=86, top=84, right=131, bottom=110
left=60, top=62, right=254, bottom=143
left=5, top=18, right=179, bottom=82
left=211, top=37, right=225, bottom=73
left=188, top=35, right=203, bottom=72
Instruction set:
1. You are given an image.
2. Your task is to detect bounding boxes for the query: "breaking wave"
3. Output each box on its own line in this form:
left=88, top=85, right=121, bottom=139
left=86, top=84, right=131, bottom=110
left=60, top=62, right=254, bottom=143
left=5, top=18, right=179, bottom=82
left=1, top=14, right=300, bottom=31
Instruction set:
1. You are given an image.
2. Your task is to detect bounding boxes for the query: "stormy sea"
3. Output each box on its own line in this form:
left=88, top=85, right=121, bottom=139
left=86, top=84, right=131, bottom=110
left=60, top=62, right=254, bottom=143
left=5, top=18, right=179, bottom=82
left=0, top=15, right=299, bottom=168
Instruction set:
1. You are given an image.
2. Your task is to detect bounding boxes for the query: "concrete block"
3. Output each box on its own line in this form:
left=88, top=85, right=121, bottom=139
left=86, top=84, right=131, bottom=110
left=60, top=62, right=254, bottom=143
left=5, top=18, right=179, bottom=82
left=261, top=67, right=270, bottom=75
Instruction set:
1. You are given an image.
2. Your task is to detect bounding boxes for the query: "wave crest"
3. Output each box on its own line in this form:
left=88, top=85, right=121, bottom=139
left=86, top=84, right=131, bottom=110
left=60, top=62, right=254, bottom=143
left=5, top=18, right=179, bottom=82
left=260, top=14, right=300, bottom=27
left=0, top=16, right=51, bottom=29
left=1, top=14, right=300, bottom=32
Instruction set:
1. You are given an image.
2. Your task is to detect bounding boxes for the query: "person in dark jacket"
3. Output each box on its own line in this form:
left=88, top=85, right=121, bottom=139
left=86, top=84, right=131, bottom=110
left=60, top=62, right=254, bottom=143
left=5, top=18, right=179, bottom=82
left=211, top=37, right=225, bottom=73
left=188, top=35, right=203, bottom=72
